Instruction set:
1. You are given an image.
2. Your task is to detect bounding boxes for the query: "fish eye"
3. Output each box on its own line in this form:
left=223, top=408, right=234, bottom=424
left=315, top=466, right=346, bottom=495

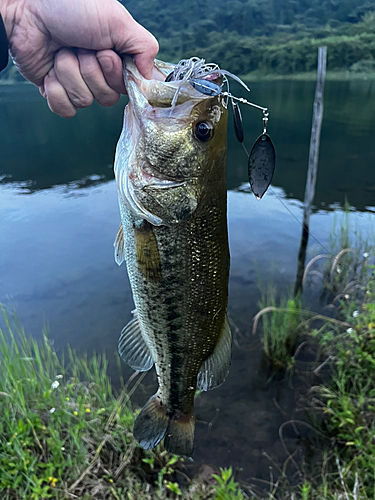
left=194, top=121, right=214, bottom=142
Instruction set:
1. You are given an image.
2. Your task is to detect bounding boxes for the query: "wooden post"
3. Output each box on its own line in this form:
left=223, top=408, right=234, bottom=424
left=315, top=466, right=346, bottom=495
left=294, top=46, right=327, bottom=297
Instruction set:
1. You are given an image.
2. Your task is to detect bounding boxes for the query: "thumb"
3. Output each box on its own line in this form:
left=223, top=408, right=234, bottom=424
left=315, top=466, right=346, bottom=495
left=111, top=5, right=159, bottom=80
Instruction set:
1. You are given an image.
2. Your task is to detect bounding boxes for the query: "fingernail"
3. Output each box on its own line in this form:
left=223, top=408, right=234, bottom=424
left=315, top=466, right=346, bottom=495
left=99, top=56, right=114, bottom=72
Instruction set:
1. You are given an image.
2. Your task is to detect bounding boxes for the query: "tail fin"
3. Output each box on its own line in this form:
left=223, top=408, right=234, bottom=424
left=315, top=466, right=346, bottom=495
left=133, top=393, right=195, bottom=456
left=164, top=414, right=195, bottom=456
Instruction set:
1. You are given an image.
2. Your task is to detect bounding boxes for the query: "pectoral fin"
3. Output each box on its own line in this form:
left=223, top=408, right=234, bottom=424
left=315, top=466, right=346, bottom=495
left=114, top=224, right=125, bottom=266
left=197, top=317, right=231, bottom=391
left=118, top=311, right=154, bottom=372
left=135, top=220, right=161, bottom=282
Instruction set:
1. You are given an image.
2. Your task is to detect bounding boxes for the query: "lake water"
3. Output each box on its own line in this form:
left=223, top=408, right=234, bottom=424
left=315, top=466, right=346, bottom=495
left=1, top=79, right=374, bottom=485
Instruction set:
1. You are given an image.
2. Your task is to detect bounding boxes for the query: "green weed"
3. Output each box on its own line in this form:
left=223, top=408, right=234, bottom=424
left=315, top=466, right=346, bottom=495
left=212, top=468, right=244, bottom=500
left=254, top=285, right=305, bottom=369
left=0, top=307, right=141, bottom=499
left=323, top=202, right=374, bottom=298
left=309, top=269, right=375, bottom=498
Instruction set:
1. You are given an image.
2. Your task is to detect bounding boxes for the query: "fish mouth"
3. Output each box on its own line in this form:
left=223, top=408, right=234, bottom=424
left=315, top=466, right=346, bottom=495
left=123, top=56, right=215, bottom=115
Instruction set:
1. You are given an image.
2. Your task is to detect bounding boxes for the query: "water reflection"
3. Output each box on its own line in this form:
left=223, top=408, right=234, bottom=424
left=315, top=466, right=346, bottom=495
left=0, top=84, right=123, bottom=191
left=1, top=80, right=375, bottom=209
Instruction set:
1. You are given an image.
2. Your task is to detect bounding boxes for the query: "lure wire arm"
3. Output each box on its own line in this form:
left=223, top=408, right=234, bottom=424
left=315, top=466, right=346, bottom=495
left=222, top=92, right=270, bottom=133
left=221, top=92, right=268, bottom=113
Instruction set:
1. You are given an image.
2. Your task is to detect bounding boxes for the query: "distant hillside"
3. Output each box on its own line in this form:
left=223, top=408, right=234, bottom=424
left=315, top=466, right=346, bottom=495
left=125, top=0, right=375, bottom=39
left=124, top=0, right=375, bottom=75
left=2, top=0, right=375, bottom=83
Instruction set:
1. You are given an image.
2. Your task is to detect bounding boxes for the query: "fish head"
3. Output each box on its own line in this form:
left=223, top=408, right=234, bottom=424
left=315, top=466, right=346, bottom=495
left=114, top=57, right=228, bottom=226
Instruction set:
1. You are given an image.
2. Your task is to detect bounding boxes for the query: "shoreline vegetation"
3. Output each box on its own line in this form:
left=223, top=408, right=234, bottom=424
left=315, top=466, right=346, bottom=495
left=1, top=211, right=375, bottom=499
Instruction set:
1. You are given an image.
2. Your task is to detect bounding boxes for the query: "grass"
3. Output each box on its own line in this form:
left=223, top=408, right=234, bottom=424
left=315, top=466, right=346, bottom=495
left=0, top=307, right=245, bottom=500
left=307, top=271, right=375, bottom=498
left=0, top=307, right=142, bottom=499
left=249, top=273, right=375, bottom=499
left=253, top=285, right=305, bottom=370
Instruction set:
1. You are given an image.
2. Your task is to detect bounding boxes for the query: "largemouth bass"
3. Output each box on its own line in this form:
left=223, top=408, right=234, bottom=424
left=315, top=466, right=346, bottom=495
left=114, top=57, right=231, bottom=456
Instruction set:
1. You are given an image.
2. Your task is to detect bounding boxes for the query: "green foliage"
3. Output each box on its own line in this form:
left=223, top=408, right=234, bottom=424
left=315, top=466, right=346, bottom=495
left=308, top=271, right=375, bottom=498
left=126, top=0, right=375, bottom=42
left=300, top=481, right=312, bottom=500
left=322, top=202, right=374, bottom=297
left=121, top=0, right=375, bottom=77
left=256, top=286, right=304, bottom=369
left=212, top=468, right=244, bottom=500
left=0, top=308, right=138, bottom=499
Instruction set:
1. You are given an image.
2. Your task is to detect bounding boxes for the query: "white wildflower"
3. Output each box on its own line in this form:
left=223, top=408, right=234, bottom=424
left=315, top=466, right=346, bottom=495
left=346, top=328, right=354, bottom=334
left=61, top=446, right=65, bottom=451
left=337, top=267, right=342, bottom=274
left=49, top=408, right=56, bottom=414
left=55, top=374, right=63, bottom=379
left=344, top=294, right=350, bottom=299
left=363, top=252, right=369, bottom=258
left=353, top=310, right=359, bottom=318
left=51, top=381, right=59, bottom=389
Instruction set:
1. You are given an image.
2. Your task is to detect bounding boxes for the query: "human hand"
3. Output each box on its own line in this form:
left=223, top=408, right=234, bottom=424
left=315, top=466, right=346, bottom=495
left=1, top=0, right=158, bottom=117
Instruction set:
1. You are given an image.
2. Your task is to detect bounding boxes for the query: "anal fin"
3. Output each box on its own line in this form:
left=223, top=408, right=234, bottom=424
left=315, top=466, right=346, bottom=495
left=197, top=317, right=231, bottom=392
left=118, top=310, right=154, bottom=372
left=133, top=392, right=169, bottom=450
left=114, top=223, right=125, bottom=266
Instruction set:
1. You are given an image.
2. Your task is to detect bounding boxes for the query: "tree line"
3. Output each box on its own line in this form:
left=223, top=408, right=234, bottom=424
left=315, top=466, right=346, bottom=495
left=2, top=0, right=375, bottom=81
left=126, top=0, right=375, bottom=75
